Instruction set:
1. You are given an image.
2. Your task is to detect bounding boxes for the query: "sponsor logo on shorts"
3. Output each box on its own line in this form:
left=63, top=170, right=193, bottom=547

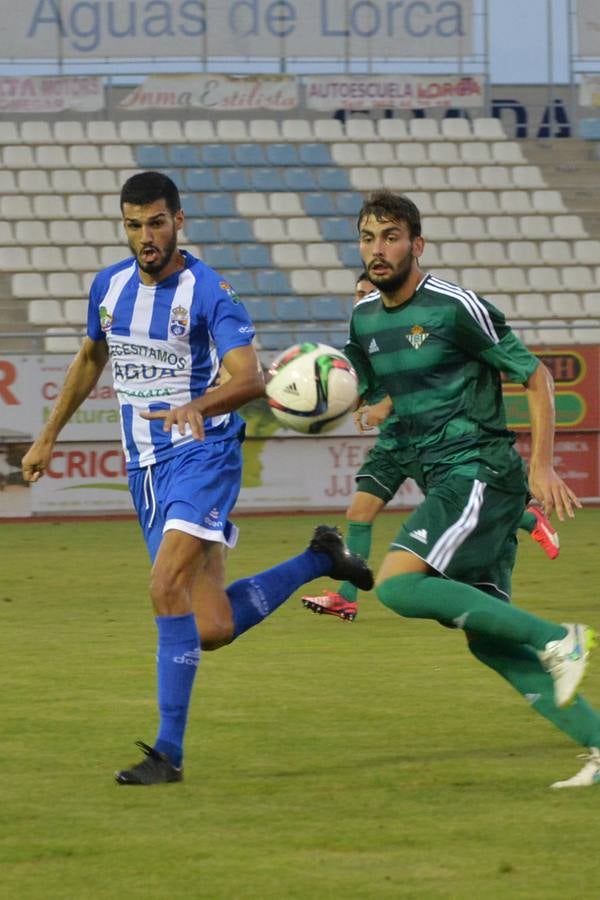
left=204, top=507, right=223, bottom=528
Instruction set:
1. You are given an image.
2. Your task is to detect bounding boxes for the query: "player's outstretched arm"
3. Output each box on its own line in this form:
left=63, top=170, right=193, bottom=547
left=21, top=338, right=109, bottom=483
left=353, top=394, right=393, bottom=432
left=524, top=361, right=581, bottom=521
left=141, top=344, right=265, bottom=440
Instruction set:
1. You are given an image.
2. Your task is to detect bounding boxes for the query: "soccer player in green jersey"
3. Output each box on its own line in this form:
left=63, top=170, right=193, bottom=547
left=302, top=273, right=560, bottom=623
left=345, top=190, right=599, bottom=789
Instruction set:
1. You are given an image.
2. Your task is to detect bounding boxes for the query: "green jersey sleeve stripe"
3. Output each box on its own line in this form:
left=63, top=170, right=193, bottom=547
left=427, top=276, right=499, bottom=344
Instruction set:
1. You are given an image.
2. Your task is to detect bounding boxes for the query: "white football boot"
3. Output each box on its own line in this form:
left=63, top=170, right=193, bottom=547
left=537, top=623, right=596, bottom=708
left=551, top=747, right=600, bottom=789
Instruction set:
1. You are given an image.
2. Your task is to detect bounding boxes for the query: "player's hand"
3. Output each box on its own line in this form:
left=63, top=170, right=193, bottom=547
left=353, top=405, right=376, bottom=432
left=528, top=465, right=581, bottom=522
left=141, top=404, right=205, bottom=440
left=21, top=441, right=54, bottom=483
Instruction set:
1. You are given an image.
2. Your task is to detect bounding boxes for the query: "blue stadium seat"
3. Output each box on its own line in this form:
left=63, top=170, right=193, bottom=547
left=218, top=168, right=251, bottom=191
left=323, top=328, right=349, bottom=348
left=220, top=269, right=259, bottom=295
left=238, top=243, right=271, bottom=268
left=202, top=244, right=238, bottom=269
left=136, top=145, right=169, bottom=168
left=185, top=219, right=222, bottom=244
left=184, top=168, right=217, bottom=192
left=319, top=217, right=356, bottom=241
left=256, top=269, right=292, bottom=295
left=258, top=330, right=293, bottom=351
left=336, top=192, right=364, bottom=216
left=169, top=144, right=201, bottom=167
left=251, top=168, right=285, bottom=191
left=276, top=297, right=309, bottom=321
left=218, top=218, right=254, bottom=242
left=181, top=193, right=204, bottom=217
left=298, top=143, right=332, bottom=166
left=244, top=297, right=279, bottom=322
left=337, top=243, right=362, bottom=268
left=233, top=144, right=267, bottom=166
left=265, top=143, right=299, bottom=166
left=283, top=168, right=318, bottom=191
left=307, top=297, right=349, bottom=321
left=201, top=144, right=234, bottom=166
left=303, top=192, right=336, bottom=216
left=317, top=168, right=351, bottom=190
left=203, top=194, right=236, bottom=217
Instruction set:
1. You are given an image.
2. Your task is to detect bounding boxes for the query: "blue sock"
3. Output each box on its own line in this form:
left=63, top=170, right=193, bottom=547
left=228, top=548, right=333, bottom=639
left=154, top=613, right=200, bottom=768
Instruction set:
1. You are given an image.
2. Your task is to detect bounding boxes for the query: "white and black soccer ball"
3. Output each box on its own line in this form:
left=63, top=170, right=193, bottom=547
left=266, top=342, right=358, bottom=434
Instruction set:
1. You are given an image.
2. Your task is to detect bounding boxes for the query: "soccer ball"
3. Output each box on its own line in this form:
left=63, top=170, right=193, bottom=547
left=266, top=342, right=358, bottom=434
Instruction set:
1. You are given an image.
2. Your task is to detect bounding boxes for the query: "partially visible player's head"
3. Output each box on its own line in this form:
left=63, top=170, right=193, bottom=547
left=354, top=270, right=376, bottom=306
left=357, top=191, right=423, bottom=296
left=120, top=171, right=184, bottom=282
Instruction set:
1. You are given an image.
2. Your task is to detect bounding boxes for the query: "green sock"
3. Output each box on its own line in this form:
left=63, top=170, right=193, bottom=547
left=518, top=509, right=536, bottom=534
left=376, top=573, right=566, bottom=650
left=338, top=521, right=373, bottom=602
left=468, top=633, right=600, bottom=747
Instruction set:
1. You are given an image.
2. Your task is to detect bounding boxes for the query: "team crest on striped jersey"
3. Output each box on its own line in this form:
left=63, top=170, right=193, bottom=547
left=406, top=324, right=429, bottom=349
left=99, top=305, right=113, bottom=332
left=170, top=305, right=189, bottom=337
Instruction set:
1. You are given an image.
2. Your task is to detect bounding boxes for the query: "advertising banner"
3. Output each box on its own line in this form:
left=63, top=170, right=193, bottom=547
left=305, top=73, right=484, bottom=111
left=119, top=74, right=298, bottom=112
left=1, top=0, right=474, bottom=60
left=576, top=0, right=600, bottom=57
left=580, top=75, right=600, bottom=108
left=0, top=75, right=104, bottom=113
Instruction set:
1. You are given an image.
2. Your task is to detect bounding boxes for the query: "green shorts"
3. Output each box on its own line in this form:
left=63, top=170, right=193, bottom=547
left=355, top=440, right=408, bottom=502
left=391, top=473, right=527, bottom=600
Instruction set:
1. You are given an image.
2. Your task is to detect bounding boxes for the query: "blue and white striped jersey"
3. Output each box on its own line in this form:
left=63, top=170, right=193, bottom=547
left=87, top=250, right=255, bottom=470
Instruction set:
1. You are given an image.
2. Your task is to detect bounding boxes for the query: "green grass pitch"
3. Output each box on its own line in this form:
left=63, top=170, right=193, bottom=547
left=1, top=510, right=599, bottom=899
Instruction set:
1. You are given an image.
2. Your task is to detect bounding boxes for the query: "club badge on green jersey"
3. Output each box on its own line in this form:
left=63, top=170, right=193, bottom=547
left=406, top=325, right=429, bottom=350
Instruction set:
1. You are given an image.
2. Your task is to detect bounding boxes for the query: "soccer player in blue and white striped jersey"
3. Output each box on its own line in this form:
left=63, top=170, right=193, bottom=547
left=22, top=172, right=373, bottom=784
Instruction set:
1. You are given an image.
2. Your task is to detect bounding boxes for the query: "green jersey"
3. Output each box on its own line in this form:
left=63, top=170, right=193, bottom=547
left=345, top=274, right=540, bottom=491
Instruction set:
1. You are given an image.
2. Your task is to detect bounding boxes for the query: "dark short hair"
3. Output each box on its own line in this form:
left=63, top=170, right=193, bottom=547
left=120, top=171, right=181, bottom=214
left=357, top=190, right=421, bottom=239
left=356, top=270, right=370, bottom=284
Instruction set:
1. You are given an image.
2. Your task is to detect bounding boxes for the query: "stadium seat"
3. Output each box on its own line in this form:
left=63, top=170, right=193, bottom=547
left=537, top=319, right=574, bottom=345
left=422, top=216, right=454, bottom=240
left=256, top=269, right=292, bottom=295
left=184, top=219, right=219, bottom=244
left=486, top=293, right=515, bottom=318
left=337, top=242, right=362, bottom=268
left=238, top=244, right=271, bottom=268
left=203, top=194, right=236, bottom=217
left=349, top=167, right=382, bottom=191
left=472, top=117, right=507, bottom=140
left=236, top=195, right=270, bottom=217
left=44, top=327, right=81, bottom=353
left=276, top=297, right=308, bottom=321
left=48, top=221, right=83, bottom=245
left=0, top=171, right=18, bottom=194
left=219, top=218, right=254, bottom=243
left=441, top=242, right=474, bottom=267
left=12, top=272, right=47, bottom=296
left=0, top=122, right=19, bottom=144
left=63, top=299, right=89, bottom=325
left=377, top=118, right=409, bottom=140
left=136, top=145, right=169, bottom=168
left=515, top=293, right=549, bottom=318
left=452, top=216, right=484, bottom=240
left=281, top=119, right=313, bottom=141
left=331, top=143, right=364, bottom=166
left=244, top=298, right=278, bottom=323
left=31, top=246, right=66, bottom=271
left=2, top=246, right=31, bottom=270
left=447, top=166, right=481, bottom=190
left=518, top=215, right=553, bottom=239
left=83, top=220, right=120, bottom=244
left=434, top=192, right=468, bottom=215
left=15, top=221, right=50, bottom=246
left=528, top=267, right=562, bottom=292
left=151, top=120, right=183, bottom=142
left=219, top=269, right=258, bottom=295
left=269, top=194, right=304, bottom=216
left=305, top=244, right=341, bottom=268
left=250, top=168, right=286, bottom=192
left=513, top=166, right=547, bottom=189
left=54, top=120, right=86, bottom=143
left=317, top=168, right=350, bottom=191
left=336, top=192, right=363, bottom=216
left=18, top=170, right=52, bottom=194
left=102, top=145, right=136, bottom=167
left=3, top=145, right=35, bottom=167
left=253, top=217, right=287, bottom=242
left=85, top=120, right=118, bottom=144
left=573, top=239, right=600, bottom=264
left=247, top=119, right=281, bottom=142
left=479, top=166, right=514, bottom=189
left=428, top=143, right=461, bottom=166
left=234, top=144, right=268, bottom=166
left=421, top=242, right=443, bottom=267
left=286, top=217, right=321, bottom=242
left=308, top=297, right=348, bottom=320
left=313, top=119, right=345, bottom=141
left=319, top=218, right=356, bottom=242
left=85, top=169, right=119, bottom=193
left=271, top=243, right=305, bottom=268
left=69, top=144, right=102, bottom=167
left=460, top=142, right=493, bottom=165
left=432, top=267, right=458, bottom=283
left=0, top=221, right=15, bottom=245
left=218, top=168, right=252, bottom=191
left=65, top=246, right=102, bottom=271
left=461, top=268, right=496, bottom=293
left=67, top=195, right=102, bottom=218
left=168, top=144, right=201, bottom=167
left=406, top=191, right=435, bottom=215
left=540, top=240, right=572, bottom=265
left=184, top=120, right=217, bottom=142
left=323, top=269, right=356, bottom=294
left=303, top=192, right=336, bottom=216
left=499, top=191, right=534, bottom=214
left=507, top=241, right=541, bottom=266
left=532, top=190, right=567, bottom=213
left=440, top=118, right=472, bottom=140
left=35, top=145, right=69, bottom=167
left=572, top=319, right=600, bottom=343
left=473, top=241, right=507, bottom=266
left=416, top=166, right=448, bottom=190
left=553, top=215, right=588, bottom=239
left=180, top=193, right=204, bottom=218
left=299, top=143, right=332, bottom=166
left=582, top=293, right=600, bottom=316
left=562, top=266, right=595, bottom=290
left=548, top=293, right=583, bottom=317
left=28, top=298, right=65, bottom=325
left=363, top=142, right=397, bottom=166
left=346, top=118, right=377, bottom=141
left=282, top=168, right=317, bottom=191
left=395, top=143, right=428, bottom=165
left=48, top=272, right=85, bottom=297
left=290, top=269, right=325, bottom=294
left=20, top=120, right=53, bottom=143
left=202, top=245, right=238, bottom=269
left=119, top=120, right=151, bottom=142
left=491, top=141, right=527, bottom=164
left=201, top=144, right=234, bottom=167
left=408, top=118, right=440, bottom=140
left=498, top=267, right=529, bottom=292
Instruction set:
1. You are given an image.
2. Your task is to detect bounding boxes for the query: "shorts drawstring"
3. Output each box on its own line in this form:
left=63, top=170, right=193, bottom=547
left=143, top=466, right=157, bottom=529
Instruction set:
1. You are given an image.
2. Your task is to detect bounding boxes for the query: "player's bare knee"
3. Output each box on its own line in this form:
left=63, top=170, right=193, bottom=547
left=150, top=563, right=192, bottom=616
